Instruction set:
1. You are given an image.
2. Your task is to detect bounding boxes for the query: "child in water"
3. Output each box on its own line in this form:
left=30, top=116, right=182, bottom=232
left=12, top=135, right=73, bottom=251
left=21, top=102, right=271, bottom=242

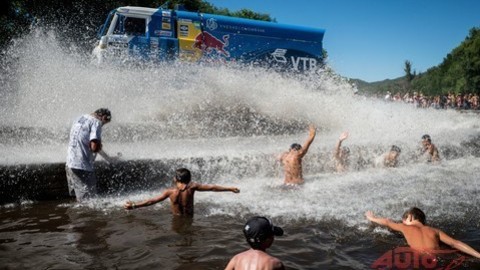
left=124, top=168, right=239, bottom=216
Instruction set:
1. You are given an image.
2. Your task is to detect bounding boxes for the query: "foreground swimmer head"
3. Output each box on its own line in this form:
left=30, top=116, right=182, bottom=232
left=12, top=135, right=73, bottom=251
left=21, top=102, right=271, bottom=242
left=365, top=207, right=480, bottom=258
left=225, top=216, right=285, bottom=270
left=124, top=168, right=239, bottom=216
left=278, top=125, right=316, bottom=185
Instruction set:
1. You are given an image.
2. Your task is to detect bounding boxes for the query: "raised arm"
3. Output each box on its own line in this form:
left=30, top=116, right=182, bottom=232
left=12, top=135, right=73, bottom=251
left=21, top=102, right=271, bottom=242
left=334, top=131, right=349, bottom=158
left=195, top=183, right=240, bottom=193
left=298, top=124, right=316, bottom=157
left=439, top=230, right=480, bottom=258
left=365, top=211, right=406, bottom=232
left=124, top=189, right=173, bottom=210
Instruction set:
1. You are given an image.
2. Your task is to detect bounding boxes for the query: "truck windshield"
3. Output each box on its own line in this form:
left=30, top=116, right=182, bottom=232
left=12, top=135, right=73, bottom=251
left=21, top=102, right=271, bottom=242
left=113, top=16, right=146, bottom=36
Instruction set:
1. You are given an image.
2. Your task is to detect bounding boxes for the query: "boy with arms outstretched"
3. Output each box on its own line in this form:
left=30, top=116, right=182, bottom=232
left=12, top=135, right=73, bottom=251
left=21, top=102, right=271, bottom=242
left=124, top=168, right=239, bottom=216
left=365, top=207, right=480, bottom=258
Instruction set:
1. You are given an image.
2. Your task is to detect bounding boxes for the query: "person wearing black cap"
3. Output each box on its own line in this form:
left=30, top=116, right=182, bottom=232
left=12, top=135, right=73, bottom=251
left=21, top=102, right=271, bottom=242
left=225, top=216, right=285, bottom=270
left=420, top=134, right=440, bottom=163
left=278, top=124, right=316, bottom=185
left=66, top=108, right=114, bottom=202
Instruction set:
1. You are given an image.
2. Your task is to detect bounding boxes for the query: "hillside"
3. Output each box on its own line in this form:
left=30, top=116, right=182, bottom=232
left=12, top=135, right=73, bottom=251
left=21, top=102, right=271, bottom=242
left=354, top=27, right=480, bottom=96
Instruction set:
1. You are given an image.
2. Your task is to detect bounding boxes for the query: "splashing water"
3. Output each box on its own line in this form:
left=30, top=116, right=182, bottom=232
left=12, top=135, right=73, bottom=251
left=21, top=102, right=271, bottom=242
left=1, top=27, right=479, bottom=228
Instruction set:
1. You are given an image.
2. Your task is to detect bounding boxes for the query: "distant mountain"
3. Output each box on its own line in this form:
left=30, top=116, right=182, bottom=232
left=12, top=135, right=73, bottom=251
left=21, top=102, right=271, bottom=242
left=350, top=77, right=405, bottom=96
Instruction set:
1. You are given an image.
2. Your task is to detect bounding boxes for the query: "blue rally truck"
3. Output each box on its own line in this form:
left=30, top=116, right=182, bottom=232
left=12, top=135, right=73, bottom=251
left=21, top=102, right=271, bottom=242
left=93, top=6, right=325, bottom=71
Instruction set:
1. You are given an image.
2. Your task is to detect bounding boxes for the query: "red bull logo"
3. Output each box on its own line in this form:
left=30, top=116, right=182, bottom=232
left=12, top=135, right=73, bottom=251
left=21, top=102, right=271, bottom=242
left=193, top=31, right=230, bottom=57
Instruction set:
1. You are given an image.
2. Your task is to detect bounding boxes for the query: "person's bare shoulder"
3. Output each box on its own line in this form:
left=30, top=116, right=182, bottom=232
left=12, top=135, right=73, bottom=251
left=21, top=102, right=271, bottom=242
left=269, top=256, right=285, bottom=270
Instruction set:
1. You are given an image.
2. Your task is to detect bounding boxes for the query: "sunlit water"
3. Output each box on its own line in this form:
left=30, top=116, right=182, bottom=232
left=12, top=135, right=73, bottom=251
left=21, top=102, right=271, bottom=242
left=1, top=28, right=480, bottom=269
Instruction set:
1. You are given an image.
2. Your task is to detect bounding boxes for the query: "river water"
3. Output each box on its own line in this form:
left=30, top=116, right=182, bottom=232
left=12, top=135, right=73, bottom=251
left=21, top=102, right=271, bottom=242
left=1, top=29, right=480, bottom=269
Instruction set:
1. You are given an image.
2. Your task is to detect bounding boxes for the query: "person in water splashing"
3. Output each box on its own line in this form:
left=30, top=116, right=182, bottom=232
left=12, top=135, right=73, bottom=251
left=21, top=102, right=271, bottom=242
left=123, top=168, right=239, bottom=216
left=278, top=125, right=316, bottom=185
left=420, top=134, right=440, bottom=163
left=66, top=108, right=115, bottom=202
left=334, top=131, right=350, bottom=172
left=365, top=207, right=480, bottom=259
left=225, top=216, right=285, bottom=270
left=375, top=145, right=402, bottom=168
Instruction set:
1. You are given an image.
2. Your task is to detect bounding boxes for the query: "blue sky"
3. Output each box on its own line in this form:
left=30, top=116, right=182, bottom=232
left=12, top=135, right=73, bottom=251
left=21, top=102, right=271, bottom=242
left=207, top=0, right=480, bottom=82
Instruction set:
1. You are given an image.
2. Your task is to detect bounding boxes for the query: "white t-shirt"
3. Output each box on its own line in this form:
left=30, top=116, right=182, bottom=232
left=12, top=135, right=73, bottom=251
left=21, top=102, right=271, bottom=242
left=66, top=114, right=102, bottom=171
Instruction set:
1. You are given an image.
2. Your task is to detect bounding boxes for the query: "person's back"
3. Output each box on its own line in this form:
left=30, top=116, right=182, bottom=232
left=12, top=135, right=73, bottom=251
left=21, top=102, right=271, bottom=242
left=366, top=207, right=480, bottom=259
left=124, top=168, right=239, bottom=216
left=279, top=125, right=316, bottom=185
left=225, top=216, right=285, bottom=270
left=401, top=223, right=440, bottom=251
left=226, top=249, right=284, bottom=270
left=281, top=150, right=304, bottom=184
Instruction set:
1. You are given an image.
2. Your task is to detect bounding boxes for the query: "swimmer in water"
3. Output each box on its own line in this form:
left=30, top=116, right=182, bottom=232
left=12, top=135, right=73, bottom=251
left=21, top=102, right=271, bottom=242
left=420, top=134, right=440, bottom=163
left=124, top=168, right=239, bottom=216
left=278, top=124, right=316, bottom=185
left=225, top=216, right=285, bottom=270
left=380, top=145, right=401, bottom=168
left=366, top=207, right=480, bottom=258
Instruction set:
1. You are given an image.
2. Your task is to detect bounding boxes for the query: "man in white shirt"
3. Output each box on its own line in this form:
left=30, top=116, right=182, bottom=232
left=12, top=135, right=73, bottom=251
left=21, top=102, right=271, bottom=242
left=66, top=108, right=113, bottom=202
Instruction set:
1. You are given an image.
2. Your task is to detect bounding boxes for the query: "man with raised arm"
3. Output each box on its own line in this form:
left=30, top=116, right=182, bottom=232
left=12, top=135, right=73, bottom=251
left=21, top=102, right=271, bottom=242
left=278, top=125, right=316, bottom=185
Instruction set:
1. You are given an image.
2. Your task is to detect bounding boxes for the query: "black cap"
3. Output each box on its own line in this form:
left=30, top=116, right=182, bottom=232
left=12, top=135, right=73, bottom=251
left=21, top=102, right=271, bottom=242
left=421, top=134, right=431, bottom=140
left=243, top=216, right=284, bottom=245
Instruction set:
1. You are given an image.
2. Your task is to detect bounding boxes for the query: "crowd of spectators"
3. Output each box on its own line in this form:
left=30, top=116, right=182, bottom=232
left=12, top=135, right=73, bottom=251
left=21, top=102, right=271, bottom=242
left=382, top=91, right=480, bottom=110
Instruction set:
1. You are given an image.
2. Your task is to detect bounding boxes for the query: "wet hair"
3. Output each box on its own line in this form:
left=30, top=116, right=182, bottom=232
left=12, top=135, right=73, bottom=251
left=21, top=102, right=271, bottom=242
left=175, top=168, right=191, bottom=184
left=290, top=143, right=301, bottom=151
left=95, top=108, right=112, bottom=121
left=421, top=134, right=431, bottom=143
left=390, top=145, right=401, bottom=153
left=402, top=207, right=426, bottom=225
left=342, top=146, right=350, bottom=154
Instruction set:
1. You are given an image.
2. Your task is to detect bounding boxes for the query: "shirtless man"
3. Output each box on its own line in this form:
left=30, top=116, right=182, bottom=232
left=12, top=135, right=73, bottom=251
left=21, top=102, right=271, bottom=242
left=365, top=207, right=480, bottom=258
left=123, top=168, right=239, bottom=216
left=225, top=216, right=285, bottom=270
left=421, top=134, right=440, bottom=163
left=334, top=131, right=350, bottom=172
left=278, top=125, right=316, bottom=185
left=381, top=145, right=401, bottom=168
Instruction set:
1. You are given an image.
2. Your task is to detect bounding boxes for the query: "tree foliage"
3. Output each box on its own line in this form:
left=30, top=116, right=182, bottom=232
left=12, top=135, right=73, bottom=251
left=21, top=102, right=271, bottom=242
left=412, top=27, right=480, bottom=95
